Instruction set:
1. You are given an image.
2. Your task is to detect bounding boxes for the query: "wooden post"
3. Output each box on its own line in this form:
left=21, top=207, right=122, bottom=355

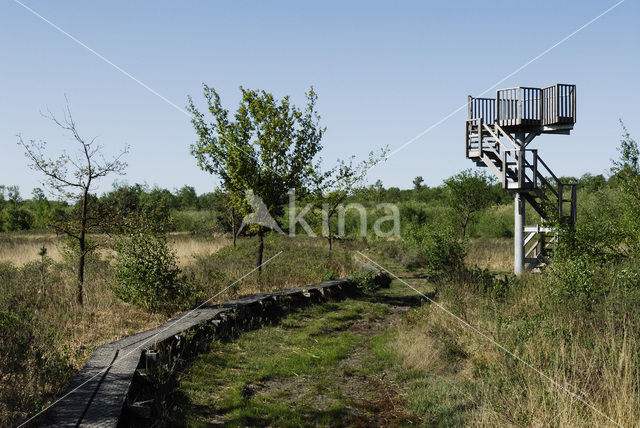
left=465, top=120, right=469, bottom=158
left=518, top=87, right=523, bottom=126
left=558, top=183, right=564, bottom=219
left=571, top=185, right=577, bottom=224
left=532, top=149, right=538, bottom=188
left=478, top=117, right=483, bottom=153
left=502, top=150, right=507, bottom=188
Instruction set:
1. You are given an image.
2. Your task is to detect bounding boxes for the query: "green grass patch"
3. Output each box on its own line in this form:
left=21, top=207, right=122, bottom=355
left=176, top=298, right=389, bottom=427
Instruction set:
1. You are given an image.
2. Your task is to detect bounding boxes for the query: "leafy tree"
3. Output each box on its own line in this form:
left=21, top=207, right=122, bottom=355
left=578, top=173, right=606, bottom=193
left=609, top=120, right=640, bottom=249
left=18, top=101, right=129, bottom=305
left=444, top=169, right=495, bottom=239
left=188, top=85, right=324, bottom=271
left=611, top=120, right=639, bottom=176
left=102, top=182, right=143, bottom=221
left=140, top=186, right=178, bottom=225
left=176, top=185, right=198, bottom=210
left=220, top=190, right=243, bottom=247
left=311, top=149, right=387, bottom=249
left=2, top=207, right=33, bottom=231
left=5, top=185, right=21, bottom=205
left=413, top=176, right=424, bottom=190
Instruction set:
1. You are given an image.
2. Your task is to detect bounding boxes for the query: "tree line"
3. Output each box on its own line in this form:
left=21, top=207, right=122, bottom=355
left=0, top=171, right=610, bottom=235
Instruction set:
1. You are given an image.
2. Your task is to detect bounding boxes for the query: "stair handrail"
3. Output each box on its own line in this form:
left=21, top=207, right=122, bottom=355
left=535, top=154, right=561, bottom=186
left=521, top=154, right=559, bottom=199
left=481, top=123, right=516, bottom=154
left=491, top=123, right=519, bottom=151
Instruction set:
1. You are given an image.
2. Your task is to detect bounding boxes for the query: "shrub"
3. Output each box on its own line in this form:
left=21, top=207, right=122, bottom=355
left=471, top=204, right=513, bottom=238
left=112, top=220, right=200, bottom=314
left=2, top=207, right=34, bottom=231
left=404, top=224, right=466, bottom=274
left=0, top=308, right=72, bottom=425
left=543, top=255, right=599, bottom=309
left=172, top=209, right=222, bottom=234
left=350, top=270, right=390, bottom=292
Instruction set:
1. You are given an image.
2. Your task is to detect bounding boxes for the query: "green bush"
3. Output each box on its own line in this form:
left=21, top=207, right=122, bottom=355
left=112, top=221, right=200, bottom=314
left=404, top=224, right=466, bottom=274
left=543, top=255, right=599, bottom=309
left=172, top=209, right=222, bottom=234
left=471, top=204, right=513, bottom=238
left=350, top=270, right=390, bottom=292
left=2, top=207, right=34, bottom=231
left=0, top=308, right=72, bottom=424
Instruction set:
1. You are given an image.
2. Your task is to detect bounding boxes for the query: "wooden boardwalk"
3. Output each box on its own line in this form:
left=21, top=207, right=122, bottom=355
left=37, top=279, right=363, bottom=427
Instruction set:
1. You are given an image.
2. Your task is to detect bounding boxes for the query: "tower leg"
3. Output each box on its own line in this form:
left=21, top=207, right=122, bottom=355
left=514, top=192, right=525, bottom=275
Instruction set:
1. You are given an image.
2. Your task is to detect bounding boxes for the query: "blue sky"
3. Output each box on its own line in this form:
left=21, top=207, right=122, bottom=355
left=1, top=0, right=638, bottom=197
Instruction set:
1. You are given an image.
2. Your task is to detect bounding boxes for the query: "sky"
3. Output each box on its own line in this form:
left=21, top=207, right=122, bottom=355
left=1, top=0, right=638, bottom=198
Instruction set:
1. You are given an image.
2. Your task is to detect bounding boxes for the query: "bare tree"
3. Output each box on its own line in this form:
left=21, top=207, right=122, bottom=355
left=311, top=148, right=388, bottom=249
left=18, top=100, right=129, bottom=305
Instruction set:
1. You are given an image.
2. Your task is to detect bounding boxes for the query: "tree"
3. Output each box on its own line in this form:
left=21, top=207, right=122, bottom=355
left=176, top=185, right=198, bottom=210
left=610, top=120, right=640, bottom=248
left=188, top=85, right=324, bottom=271
left=18, top=101, right=129, bottom=305
left=413, top=176, right=424, bottom=190
left=311, top=149, right=387, bottom=249
left=611, top=120, right=639, bottom=177
left=444, top=169, right=495, bottom=239
left=579, top=173, right=606, bottom=193
left=5, top=186, right=22, bottom=205
left=221, top=190, right=242, bottom=247
left=2, top=207, right=33, bottom=231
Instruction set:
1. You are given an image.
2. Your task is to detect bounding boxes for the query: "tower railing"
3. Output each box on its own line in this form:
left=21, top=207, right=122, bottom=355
left=468, top=96, right=495, bottom=125
left=496, top=87, right=542, bottom=126
left=542, top=84, right=576, bottom=125
left=467, top=84, right=576, bottom=129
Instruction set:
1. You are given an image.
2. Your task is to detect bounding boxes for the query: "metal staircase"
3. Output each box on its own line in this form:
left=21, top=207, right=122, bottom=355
left=465, top=85, right=577, bottom=272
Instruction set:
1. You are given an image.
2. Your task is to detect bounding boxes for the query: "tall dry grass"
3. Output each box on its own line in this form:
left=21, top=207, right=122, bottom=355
left=0, top=233, right=63, bottom=265
left=392, top=271, right=640, bottom=427
left=465, top=237, right=512, bottom=272
left=168, top=233, right=231, bottom=267
left=0, top=232, right=232, bottom=267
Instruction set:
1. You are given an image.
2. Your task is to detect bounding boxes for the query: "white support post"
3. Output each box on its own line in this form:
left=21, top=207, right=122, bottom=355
left=514, top=192, right=525, bottom=275
left=513, top=130, right=526, bottom=275
left=515, top=131, right=525, bottom=188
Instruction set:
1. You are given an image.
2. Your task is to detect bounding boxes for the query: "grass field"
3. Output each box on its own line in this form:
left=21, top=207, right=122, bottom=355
left=0, top=232, right=231, bottom=267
